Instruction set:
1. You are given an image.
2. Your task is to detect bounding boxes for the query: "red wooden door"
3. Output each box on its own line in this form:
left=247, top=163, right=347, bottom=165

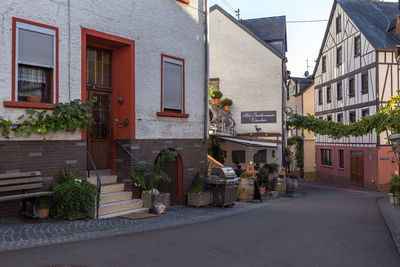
left=350, top=151, right=364, bottom=186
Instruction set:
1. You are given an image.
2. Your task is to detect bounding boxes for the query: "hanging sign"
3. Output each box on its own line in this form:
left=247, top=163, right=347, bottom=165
left=241, top=111, right=277, bottom=124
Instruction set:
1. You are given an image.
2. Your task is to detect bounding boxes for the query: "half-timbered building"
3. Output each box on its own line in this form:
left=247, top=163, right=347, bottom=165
left=313, top=0, right=400, bottom=191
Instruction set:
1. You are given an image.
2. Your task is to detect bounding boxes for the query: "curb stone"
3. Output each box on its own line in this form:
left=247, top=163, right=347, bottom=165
left=377, top=196, right=400, bottom=255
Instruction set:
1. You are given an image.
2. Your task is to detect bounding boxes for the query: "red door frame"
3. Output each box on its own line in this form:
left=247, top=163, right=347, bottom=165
left=81, top=28, right=135, bottom=174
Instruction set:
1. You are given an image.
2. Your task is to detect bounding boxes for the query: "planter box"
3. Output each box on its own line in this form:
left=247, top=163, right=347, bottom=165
left=188, top=192, right=212, bottom=207
left=141, top=191, right=170, bottom=209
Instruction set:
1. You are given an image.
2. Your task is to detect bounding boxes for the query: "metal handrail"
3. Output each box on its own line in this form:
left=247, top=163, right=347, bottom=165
left=87, top=150, right=101, bottom=220
left=114, top=140, right=159, bottom=213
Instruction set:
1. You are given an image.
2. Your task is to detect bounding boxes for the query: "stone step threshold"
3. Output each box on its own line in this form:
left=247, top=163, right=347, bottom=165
left=98, top=207, right=149, bottom=219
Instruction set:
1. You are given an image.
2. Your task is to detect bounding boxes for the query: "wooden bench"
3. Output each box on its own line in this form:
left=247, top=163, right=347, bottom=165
left=0, top=171, right=53, bottom=217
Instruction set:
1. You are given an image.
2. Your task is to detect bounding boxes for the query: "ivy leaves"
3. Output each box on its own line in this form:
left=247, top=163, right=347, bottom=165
left=0, top=98, right=96, bottom=138
left=287, top=94, right=400, bottom=139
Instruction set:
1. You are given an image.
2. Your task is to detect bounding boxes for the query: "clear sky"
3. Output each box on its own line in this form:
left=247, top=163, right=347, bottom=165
left=208, top=0, right=397, bottom=78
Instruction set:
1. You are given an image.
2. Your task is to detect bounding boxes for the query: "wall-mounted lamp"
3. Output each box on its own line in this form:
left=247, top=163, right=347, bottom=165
left=118, top=98, right=124, bottom=104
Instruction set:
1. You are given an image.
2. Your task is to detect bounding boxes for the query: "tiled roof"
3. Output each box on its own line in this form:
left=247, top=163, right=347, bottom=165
left=241, top=16, right=287, bottom=54
left=338, top=0, right=400, bottom=50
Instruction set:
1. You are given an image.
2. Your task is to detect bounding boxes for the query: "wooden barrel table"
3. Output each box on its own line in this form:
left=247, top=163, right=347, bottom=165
left=286, top=178, right=298, bottom=194
left=237, top=178, right=254, bottom=201
left=275, top=178, right=286, bottom=196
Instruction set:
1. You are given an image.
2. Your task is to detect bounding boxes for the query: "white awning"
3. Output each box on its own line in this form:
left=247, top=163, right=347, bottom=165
left=218, top=137, right=278, bottom=148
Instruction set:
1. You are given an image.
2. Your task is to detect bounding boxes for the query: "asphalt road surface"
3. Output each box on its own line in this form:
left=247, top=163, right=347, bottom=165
left=0, top=183, right=399, bottom=267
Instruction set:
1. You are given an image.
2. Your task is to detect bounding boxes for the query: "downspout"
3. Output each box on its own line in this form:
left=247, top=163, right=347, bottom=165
left=281, top=58, right=287, bottom=166
left=203, top=0, right=209, bottom=141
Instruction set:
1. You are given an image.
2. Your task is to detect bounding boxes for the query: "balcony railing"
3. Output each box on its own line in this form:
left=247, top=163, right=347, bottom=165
left=209, top=100, right=237, bottom=136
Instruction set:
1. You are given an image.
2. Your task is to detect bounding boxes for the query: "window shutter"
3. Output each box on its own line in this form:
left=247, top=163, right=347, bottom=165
left=18, top=29, right=54, bottom=67
left=164, top=61, right=183, bottom=110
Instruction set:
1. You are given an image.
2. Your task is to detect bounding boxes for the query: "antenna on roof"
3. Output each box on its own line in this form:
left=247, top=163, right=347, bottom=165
left=235, top=9, right=241, bottom=20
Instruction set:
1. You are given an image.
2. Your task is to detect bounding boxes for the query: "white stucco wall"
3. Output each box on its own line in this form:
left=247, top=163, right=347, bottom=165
left=209, top=8, right=283, bottom=136
left=0, top=0, right=206, bottom=141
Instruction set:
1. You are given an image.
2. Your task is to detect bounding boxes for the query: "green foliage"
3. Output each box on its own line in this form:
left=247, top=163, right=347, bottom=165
left=52, top=179, right=97, bottom=219
left=211, top=90, right=223, bottom=99
left=58, top=166, right=81, bottom=184
left=240, top=172, right=248, bottom=178
left=188, top=172, right=204, bottom=194
left=389, top=174, right=400, bottom=196
left=220, top=98, right=233, bottom=107
left=37, top=196, right=51, bottom=209
left=287, top=93, right=400, bottom=139
left=287, top=136, right=304, bottom=170
left=131, top=149, right=177, bottom=191
left=0, top=98, right=96, bottom=138
left=262, top=163, right=279, bottom=174
left=256, top=167, right=269, bottom=179
left=287, top=174, right=299, bottom=179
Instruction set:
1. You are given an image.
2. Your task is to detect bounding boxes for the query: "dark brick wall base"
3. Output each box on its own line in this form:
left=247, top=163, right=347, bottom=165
left=116, top=139, right=207, bottom=202
left=0, top=140, right=86, bottom=216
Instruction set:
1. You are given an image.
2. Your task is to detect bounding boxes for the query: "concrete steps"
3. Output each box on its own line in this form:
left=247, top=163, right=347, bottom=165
left=99, top=208, right=149, bottom=219
left=88, top=170, right=144, bottom=219
left=98, top=199, right=143, bottom=216
left=87, top=175, right=117, bottom=185
left=100, top=191, right=132, bottom=204
left=101, top=183, right=125, bottom=194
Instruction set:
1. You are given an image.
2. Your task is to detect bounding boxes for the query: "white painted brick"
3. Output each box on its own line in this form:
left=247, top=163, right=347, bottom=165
left=0, top=0, right=206, bottom=141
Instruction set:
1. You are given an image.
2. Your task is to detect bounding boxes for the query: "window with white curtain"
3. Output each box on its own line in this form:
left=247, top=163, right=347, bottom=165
left=16, top=22, right=56, bottom=103
left=162, top=56, right=183, bottom=113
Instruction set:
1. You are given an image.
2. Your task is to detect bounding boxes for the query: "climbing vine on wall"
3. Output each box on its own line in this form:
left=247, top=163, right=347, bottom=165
left=287, top=136, right=304, bottom=175
left=0, top=98, right=96, bottom=138
left=287, top=93, right=400, bottom=139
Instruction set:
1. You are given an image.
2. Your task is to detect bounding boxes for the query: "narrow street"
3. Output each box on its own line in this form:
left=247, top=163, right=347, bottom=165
left=0, top=183, right=399, bottom=267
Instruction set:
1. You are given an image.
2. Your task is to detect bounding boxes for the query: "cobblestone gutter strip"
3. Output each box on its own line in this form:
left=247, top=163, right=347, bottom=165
left=378, top=197, right=400, bottom=255
left=0, top=197, right=290, bottom=252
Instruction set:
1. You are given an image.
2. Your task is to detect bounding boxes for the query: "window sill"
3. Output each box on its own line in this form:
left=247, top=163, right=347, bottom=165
left=3, top=101, right=55, bottom=110
left=361, top=91, right=368, bottom=95
left=320, top=164, right=332, bottom=168
left=338, top=167, right=345, bottom=170
left=157, top=112, right=189, bottom=118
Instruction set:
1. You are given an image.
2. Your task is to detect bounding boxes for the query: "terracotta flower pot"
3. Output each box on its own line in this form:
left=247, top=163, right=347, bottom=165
left=224, top=106, right=230, bottom=111
left=213, top=98, right=220, bottom=105
left=26, top=96, right=42, bottom=103
left=259, top=186, right=265, bottom=197
left=36, top=208, right=49, bottom=219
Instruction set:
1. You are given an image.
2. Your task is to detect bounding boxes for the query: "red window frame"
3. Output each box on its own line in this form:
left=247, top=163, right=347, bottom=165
left=4, top=17, right=59, bottom=110
left=176, top=0, right=190, bottom=4
left=157, top=54, right=189, bottom=118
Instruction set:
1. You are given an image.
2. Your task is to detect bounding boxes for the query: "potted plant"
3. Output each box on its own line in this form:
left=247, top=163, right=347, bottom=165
left=389, top=174, right=400, bottom=204
left=36, top=196, right=51, bottom=219
left=211, top=90, right=223, bottom=105
left=256, top=167, right=269, bottom=197
left=220, top=98, right=233, bottom=111
left=132, top=149, right=177, bottom=209
left=52, top=167, right=97, bottom=220
left=187, top=172, right=212, bottom=207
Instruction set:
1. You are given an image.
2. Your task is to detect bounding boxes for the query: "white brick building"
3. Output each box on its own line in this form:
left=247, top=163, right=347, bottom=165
left=209, top=5, right=287, bottom=167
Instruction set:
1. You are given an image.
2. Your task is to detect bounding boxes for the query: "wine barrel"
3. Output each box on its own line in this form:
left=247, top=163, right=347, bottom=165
left=286, top=178, right=298, bottom=194
left=275, top=178, right=286, bottom=196
left=237, top=178, right=254, bottom=201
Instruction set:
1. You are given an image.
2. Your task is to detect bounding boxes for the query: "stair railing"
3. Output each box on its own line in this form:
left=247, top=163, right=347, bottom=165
left=87, top=150, right=101, bottom=220
left=114, top=140, right=159, bottom=213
